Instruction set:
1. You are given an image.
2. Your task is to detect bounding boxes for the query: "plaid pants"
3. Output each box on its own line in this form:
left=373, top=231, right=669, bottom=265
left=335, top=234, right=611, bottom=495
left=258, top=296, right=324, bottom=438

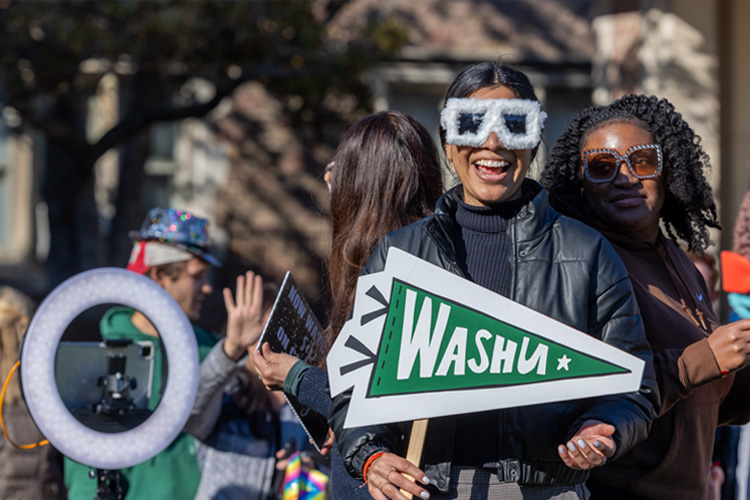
left=429, top=467, right=590, bottom=500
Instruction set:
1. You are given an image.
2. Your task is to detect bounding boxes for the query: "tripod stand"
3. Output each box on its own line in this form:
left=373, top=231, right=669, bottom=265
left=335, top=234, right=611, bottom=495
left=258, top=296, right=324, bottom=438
left=89, top=468, right=126, bottom=500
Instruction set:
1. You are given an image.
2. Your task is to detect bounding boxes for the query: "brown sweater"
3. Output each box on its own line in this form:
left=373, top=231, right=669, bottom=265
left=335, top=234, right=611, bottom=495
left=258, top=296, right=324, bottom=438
left=587, top=231, right=750, bottom=499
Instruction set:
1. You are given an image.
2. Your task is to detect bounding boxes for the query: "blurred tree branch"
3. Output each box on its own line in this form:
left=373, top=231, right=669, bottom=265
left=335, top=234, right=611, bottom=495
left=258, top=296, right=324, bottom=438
left=0, top=0, right=406, bottom=285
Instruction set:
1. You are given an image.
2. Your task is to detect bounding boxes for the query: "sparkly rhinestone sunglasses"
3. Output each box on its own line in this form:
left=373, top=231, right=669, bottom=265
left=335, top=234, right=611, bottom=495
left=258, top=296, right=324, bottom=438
left=582, top=144, right=663, bottom=183
left=440, top=98, right=547, bottom=150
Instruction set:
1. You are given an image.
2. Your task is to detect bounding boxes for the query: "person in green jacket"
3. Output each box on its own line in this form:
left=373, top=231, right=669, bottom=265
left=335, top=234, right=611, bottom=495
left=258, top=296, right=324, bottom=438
left=64, top=207, right=256, bottom=500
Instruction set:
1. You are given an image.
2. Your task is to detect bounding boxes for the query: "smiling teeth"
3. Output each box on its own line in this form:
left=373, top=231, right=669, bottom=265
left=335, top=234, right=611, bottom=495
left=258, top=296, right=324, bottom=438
left=475, top=159, right=510, bottom=168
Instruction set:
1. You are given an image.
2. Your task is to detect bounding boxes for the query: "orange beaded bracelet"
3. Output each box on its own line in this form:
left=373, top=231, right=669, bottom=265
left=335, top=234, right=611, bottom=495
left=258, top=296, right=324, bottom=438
left=362, top=451, right=386, bottom=485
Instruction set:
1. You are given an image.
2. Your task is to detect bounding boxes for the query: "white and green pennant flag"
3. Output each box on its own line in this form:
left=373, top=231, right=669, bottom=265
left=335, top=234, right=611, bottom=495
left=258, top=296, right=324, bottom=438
left=328, top=248, right=645, bottom=428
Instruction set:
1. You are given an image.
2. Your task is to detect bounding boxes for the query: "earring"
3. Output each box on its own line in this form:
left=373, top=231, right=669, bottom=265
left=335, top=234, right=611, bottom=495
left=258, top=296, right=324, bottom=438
left=447, top=159, right=454, bottom=172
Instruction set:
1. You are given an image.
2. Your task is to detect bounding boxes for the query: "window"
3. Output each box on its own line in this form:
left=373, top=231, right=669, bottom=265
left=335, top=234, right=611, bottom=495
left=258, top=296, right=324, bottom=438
left=145, top=121, right=178, bottom=175
left=142, top=121, right=178, bottom=212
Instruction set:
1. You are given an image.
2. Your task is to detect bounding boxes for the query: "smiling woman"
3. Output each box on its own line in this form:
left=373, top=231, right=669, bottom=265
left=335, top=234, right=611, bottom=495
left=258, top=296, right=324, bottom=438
left=329, top=62, right=659, bottom=500
left=444, top=86, right=534, bottom=206
left=580, top=122, right=665, bottom=244
left=541, top=94, right=750, bottom=500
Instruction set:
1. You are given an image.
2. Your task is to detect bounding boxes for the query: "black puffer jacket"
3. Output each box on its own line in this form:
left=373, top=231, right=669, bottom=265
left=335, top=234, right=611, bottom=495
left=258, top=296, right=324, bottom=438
left=329, top=181, right=659, bottom=492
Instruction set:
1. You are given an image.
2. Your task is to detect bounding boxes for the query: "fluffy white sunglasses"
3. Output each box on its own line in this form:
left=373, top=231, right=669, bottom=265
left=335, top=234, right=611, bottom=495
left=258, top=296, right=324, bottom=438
left=440, top=98, right=547, bottom=150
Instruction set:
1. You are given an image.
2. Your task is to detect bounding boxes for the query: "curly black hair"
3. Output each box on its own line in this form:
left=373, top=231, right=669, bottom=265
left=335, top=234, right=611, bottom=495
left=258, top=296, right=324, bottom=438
left=540, top=94, right=720, bottom=253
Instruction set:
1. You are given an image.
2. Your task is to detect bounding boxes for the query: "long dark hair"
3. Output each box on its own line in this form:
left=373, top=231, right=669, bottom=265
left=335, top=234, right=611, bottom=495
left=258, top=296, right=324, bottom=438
left=326, top=111, right=443, bottom=350
left=541, top=94, right=720, bottom=252
left=439, top=61, right=541, bottom=158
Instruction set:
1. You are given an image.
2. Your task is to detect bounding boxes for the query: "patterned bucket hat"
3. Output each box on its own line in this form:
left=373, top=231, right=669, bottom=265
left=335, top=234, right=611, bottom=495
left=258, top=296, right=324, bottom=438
left=127, top=208, right=221, bottom=271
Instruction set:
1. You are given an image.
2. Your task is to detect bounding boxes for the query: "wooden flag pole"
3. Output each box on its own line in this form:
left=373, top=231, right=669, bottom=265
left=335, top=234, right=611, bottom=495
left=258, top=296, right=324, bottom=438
left=401, top=418, right=429, bottom=499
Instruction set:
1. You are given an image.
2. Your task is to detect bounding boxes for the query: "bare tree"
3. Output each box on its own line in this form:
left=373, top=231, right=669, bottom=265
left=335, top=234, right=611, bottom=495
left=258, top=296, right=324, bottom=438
left=0, top=1, right=406, bottom=286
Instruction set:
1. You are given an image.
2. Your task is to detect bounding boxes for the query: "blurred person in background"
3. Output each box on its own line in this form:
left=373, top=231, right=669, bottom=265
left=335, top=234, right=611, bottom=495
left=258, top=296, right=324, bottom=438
left=0, top=285, right=65, bottom=499
left=185, top=278, right=324, bottom=500
left=65, top=207, right=231, bottom=499
left=720, top=191, right=750, bottom=500
left=252, top=109, right=444, bottom=499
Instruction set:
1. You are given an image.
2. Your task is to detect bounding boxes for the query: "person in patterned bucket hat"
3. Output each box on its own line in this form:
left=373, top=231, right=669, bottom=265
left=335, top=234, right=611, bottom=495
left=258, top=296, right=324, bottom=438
left=126, top=207, right=221, bottom=321
left=127, top=207, right=220, bottom=271
left=65, top=207, right=265, bottom=500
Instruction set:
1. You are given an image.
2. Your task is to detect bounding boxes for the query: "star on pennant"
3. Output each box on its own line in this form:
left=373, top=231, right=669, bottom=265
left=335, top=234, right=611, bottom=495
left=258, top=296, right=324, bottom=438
left=557, top=354, right=571, bottom=371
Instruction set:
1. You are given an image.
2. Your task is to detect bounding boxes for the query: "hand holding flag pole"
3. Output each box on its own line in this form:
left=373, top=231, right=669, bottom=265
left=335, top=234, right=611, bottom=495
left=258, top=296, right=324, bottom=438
left=401, top=419, right=429, bottom=499
left=363, top=446, right=431, bottom=500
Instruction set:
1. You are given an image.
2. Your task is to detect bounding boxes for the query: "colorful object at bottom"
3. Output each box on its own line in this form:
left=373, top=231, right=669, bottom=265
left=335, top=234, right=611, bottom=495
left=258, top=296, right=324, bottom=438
left=282, top=452, right=328, bottom=500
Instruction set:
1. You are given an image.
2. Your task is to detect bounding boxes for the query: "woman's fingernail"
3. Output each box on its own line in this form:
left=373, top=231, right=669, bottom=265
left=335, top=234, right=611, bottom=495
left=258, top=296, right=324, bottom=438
left=558, top=445, right=566, bottom=454
left=577, top=439, right=586, bottom=449
left=567, top=442, right=576, bottom=452
left=421, top=492, right=430, bottom=499
left=422, top=476, right=431, bottom=485
left=594, top=441, right=602, bottom=448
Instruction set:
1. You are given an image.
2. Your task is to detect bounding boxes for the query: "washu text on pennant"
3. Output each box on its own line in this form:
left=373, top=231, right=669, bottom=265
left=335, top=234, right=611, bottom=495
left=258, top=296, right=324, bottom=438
left=328, top=248, right=645, bottom=428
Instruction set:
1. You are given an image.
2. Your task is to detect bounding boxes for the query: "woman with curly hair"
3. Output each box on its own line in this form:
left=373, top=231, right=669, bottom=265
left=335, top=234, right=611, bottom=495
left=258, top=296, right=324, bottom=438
left=541, top=94, right=750, bottom=499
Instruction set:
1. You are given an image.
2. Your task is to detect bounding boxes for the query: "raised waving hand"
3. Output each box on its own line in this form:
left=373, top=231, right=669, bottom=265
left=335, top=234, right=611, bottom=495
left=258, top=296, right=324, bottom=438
left=223, top=271, right=265, bottom=361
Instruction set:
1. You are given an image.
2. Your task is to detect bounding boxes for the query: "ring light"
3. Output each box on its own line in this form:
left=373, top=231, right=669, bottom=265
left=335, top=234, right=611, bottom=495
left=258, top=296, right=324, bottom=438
left=21, top=268, right=199, bottom=469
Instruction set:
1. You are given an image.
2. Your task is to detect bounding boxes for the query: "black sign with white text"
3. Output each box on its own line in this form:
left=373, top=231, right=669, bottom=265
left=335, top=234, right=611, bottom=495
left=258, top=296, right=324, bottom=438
left=257, top=272, right=328, bottom=451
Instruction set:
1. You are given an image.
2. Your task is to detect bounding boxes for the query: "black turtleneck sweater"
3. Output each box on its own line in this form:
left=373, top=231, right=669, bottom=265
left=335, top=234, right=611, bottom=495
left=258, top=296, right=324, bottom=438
left=453, top=184, right=534, bottom=297
left=451, top=183, right=537, bottom=467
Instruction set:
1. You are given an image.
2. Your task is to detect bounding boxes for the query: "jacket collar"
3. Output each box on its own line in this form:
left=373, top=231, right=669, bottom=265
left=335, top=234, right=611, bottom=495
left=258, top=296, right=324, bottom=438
left=434, top=179, right=556, bottom=244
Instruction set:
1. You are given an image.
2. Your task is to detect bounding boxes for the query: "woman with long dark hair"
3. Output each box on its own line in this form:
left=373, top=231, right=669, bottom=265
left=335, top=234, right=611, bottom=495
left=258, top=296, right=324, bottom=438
left=325, top=110, right=444, bottom=349
left=252, top=110, right=444, bottom=498
left=541, top=94, right=750, bottom=499
left=329, top=62, right=659, bottom=500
